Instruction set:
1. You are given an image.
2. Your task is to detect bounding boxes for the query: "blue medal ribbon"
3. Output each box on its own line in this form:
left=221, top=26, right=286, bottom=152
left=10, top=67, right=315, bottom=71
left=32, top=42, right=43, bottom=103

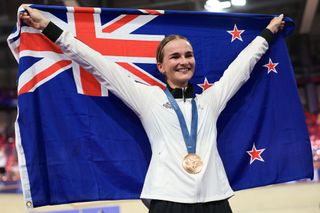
left=164, top=88, right=198, bottom=153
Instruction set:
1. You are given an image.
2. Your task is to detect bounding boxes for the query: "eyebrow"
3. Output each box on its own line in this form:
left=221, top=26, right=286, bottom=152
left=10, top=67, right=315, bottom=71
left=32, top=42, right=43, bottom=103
left=169, top=51, right=194, bottom=57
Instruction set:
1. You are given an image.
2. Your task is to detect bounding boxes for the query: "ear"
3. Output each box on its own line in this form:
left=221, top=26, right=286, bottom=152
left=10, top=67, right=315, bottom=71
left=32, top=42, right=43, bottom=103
left=157, top=62, right=165, bottom=75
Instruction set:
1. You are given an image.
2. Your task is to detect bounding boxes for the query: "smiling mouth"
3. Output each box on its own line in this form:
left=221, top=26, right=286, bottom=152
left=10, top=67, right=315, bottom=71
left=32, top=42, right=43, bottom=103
left=176, top=67, right=191, bottom=72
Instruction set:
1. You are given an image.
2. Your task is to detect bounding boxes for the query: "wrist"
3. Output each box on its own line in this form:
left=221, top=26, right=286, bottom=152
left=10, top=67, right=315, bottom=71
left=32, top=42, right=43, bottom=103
left=42, top=21, right=63, bottom=42
left=40, top=19, right=50, bottom=30
left=266, top=26, right=276, bottom=34
left=259, top=28, right=274, bottom=45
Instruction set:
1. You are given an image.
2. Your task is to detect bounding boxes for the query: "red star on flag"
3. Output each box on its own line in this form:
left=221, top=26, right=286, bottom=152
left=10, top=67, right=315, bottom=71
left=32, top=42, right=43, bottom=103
left=247, top=144, right=266, bottom=165
left=227, top=24, right=244, bottom=42
left=263, top=58, right=279, bottom=74
left=197, top=77, right=213, bottom=91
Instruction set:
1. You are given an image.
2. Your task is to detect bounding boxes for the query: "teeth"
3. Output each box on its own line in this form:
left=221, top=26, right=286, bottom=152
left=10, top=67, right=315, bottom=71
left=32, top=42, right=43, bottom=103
left=177, top=68, right=189, bottom=72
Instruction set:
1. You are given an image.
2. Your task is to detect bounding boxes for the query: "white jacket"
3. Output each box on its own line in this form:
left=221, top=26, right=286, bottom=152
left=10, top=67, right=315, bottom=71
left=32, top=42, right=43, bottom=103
left=54, top=30, right=269, bottom=203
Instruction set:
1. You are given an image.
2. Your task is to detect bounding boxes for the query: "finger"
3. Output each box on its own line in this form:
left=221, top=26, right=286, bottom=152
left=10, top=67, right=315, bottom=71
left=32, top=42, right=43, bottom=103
left=23, top=19, right=32, bottom=26
left=20, top=16, right=30, bottom=21
left=22, top=4, right=32, bottom=15
left=19, top=11, right=27, bottom=17
left=20, top=12, right=29, bottom=18
left=22, top=4, right=30, bottom=11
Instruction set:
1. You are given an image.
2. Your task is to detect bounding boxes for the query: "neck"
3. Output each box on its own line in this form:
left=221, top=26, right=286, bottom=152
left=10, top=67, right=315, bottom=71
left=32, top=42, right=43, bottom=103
left=167, top=80, right=188, bottom=89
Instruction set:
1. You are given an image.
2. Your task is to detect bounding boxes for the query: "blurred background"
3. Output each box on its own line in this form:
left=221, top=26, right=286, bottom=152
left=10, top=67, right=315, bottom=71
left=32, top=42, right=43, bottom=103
left=0, top=0, right=319, bottom=212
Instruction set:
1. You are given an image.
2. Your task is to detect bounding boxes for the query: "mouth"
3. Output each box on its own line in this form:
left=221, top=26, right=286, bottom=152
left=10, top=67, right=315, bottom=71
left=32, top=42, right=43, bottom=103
left=176, top=67, right=191, bottom=73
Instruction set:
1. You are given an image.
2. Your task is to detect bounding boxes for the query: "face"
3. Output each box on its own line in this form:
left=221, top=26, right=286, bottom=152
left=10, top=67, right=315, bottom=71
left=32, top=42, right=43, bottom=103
left=157, top=39, right=195, bottom=88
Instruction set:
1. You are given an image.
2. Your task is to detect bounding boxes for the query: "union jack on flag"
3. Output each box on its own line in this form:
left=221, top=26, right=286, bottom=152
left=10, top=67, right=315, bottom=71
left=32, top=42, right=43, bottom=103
left=8, top=4, right=313, bottom=208
left=11, top=6, right=167, bottom=97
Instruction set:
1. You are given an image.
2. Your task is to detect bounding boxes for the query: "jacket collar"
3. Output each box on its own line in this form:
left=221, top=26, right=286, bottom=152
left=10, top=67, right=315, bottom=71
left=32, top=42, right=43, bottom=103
left=166, top=83, right=194, bottom=100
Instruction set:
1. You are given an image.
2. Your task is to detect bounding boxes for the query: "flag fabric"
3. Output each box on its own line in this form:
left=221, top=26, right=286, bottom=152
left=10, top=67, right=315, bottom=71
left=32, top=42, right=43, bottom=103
left=8, top=4, right=313, bottom=208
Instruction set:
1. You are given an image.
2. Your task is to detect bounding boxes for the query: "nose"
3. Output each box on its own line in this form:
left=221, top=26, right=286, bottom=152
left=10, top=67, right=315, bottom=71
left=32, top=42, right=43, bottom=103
left=179, top=56, right=189, bottom=65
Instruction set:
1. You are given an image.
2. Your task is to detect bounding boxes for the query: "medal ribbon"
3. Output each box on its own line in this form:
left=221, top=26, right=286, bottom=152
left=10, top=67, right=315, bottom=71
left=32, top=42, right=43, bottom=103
left=164, top=88, right=198, bottom=153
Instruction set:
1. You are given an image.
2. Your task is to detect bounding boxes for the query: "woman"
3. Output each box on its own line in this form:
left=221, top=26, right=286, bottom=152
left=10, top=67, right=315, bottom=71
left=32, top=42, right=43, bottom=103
left=20, top=5, right=284, bottom=213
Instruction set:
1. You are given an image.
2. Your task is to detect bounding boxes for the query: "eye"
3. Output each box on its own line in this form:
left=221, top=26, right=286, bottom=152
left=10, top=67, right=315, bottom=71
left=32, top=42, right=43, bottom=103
left=185, top=52, right=194, bottom=58
left=170, top=54, right=180, bottom=59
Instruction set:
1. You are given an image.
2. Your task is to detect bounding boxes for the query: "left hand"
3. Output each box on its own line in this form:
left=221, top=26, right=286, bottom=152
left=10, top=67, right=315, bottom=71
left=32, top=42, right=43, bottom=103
left=19, top=5, right=50, bottom=30
left=266, top=14, right=285, bottom=34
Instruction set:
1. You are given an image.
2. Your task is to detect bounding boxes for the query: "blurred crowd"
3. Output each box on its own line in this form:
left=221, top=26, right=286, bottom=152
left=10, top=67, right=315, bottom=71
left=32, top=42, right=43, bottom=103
left=0, top=132, right=19, bottom=182
left=305, top=112, right=320, bottom=169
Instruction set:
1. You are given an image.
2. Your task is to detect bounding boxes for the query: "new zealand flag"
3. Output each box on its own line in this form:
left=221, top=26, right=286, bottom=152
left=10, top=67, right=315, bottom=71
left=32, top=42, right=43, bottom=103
left=7, top=4, right=313, bottom=208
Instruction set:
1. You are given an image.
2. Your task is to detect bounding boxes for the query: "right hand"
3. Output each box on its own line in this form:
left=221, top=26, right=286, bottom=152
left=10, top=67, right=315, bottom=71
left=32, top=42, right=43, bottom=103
left=19, top=5, right=49, bottom=30
left=266, top=14, right=285, bottom=34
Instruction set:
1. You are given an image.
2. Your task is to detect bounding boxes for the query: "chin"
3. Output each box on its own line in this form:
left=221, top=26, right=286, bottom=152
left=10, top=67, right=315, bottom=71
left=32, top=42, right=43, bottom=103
left=170, top=71, right=194, bottom=86
left=176, top=77, right=193, bottom=87
left=179, top=73, right=193, bottom=82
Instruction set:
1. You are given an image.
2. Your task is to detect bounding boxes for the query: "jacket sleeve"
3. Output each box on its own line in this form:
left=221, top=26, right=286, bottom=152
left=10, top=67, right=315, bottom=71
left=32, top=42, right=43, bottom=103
left=199, top=29, right=273, bottom=114
left=42, top=22, right=153, bottom=117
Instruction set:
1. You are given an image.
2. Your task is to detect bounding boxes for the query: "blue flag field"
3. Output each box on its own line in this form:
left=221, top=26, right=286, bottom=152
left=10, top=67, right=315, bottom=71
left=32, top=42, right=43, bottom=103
left=7, top=4, right=313, bottom=208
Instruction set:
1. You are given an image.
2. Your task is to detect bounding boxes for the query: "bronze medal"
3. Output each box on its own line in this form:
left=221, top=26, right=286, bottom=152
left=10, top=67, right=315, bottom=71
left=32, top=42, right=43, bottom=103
left=182, top=153, right=203, bottom=174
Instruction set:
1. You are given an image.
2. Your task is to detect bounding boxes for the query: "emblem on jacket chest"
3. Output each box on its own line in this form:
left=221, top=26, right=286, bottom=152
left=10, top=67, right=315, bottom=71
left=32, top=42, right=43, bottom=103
left=162, top=102, right=173, bottom=109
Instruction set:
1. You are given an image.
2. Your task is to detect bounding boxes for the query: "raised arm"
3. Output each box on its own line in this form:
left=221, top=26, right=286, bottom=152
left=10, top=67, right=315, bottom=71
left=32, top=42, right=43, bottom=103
left=200, top=14, right=285, bottom=113
left=20, top=5, right=153, bottom=116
